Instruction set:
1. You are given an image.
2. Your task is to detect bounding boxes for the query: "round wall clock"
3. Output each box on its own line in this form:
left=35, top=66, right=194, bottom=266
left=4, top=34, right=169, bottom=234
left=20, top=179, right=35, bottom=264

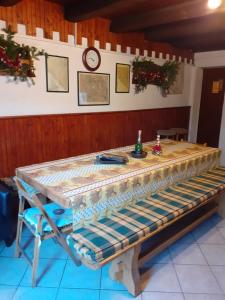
left=82, top=47, right=101, bottom=71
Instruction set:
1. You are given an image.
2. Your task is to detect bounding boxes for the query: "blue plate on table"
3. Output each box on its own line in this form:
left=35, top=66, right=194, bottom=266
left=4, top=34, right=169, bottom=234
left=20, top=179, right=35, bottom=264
left=130, top=151, right=147, bottom=159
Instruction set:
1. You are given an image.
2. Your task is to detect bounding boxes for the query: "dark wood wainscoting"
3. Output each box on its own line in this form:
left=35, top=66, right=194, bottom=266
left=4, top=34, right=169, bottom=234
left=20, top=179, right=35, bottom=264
left=0, top=106, right=190, bottom=177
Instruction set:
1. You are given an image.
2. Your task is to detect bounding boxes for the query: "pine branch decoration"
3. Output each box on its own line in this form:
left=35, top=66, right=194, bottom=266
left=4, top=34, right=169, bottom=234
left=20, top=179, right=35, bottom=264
left=0, top=25, right=46, bottom=83
left=132, top=56, right=179, bottom=96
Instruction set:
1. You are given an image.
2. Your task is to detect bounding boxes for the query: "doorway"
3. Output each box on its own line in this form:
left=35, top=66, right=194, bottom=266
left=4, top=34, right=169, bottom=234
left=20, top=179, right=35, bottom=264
left=197, top=67, right=225, bottom=147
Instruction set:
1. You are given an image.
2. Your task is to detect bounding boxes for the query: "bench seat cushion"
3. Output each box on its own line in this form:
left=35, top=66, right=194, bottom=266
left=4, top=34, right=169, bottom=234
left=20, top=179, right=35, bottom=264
left=68, top=166, right=225, bottom=265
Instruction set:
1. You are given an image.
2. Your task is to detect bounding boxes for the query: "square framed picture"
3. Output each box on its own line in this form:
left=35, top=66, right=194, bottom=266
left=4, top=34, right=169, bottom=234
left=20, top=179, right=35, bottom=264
left=115, top=63, right=130, bottom=93
left=46, top=55, right=69, bottom=92
left=77, top=72, right=110, bottom=106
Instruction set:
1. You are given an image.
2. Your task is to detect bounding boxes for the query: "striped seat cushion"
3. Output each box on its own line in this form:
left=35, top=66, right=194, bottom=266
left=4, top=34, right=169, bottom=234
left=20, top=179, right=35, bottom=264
left=68, top=166, right=225, bottom=265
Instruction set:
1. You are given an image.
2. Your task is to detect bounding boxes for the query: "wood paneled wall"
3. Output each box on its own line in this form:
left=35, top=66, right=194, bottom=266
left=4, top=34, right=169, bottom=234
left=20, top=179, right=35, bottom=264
left=0, top=0, right=74, bottom=40
left=76, top=18, right=193, bottom=62
left=0, top=0, right=193, bottom=61
left=0, top=107, right=190, bottom=177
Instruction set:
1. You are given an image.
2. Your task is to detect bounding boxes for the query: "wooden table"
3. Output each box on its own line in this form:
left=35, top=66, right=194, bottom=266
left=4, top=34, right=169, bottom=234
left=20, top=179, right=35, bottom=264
left=16, top=140, right=221, bottom=228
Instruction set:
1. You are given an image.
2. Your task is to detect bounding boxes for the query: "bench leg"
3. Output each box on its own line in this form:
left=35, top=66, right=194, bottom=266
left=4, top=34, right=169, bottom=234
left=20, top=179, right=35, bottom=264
left=109, top=245, right=141, bottom=296
left=218, top=192, right=225, bottom=218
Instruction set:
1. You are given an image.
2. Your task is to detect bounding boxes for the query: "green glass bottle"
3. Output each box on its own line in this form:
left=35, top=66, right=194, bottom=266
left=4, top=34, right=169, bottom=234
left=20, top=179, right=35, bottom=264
left=135, top=130, right=143, bottom=154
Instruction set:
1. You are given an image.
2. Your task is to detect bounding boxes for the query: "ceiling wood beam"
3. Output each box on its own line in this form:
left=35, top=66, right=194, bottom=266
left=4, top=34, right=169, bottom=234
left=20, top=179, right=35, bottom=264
left=64, top=0, right=144, bottom=22
left=0, top=0, right=21, bottom=6
left=110, top=0, right=225, bottom=32
left=145, top=13, right=225, bottom=42
left=171, top=32, right=225, bottom=52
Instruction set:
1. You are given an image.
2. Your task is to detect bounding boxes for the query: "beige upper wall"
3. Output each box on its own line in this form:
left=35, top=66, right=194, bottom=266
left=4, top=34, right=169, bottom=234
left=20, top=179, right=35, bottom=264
left=194, top=50, right=225, bottom=166
left=186, top=65, right=203, bottom=143
left=0, top=32, right=192, bottom=117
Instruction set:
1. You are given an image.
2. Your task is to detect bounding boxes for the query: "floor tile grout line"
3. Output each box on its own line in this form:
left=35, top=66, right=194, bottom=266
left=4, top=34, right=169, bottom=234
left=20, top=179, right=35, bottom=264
left=142, top=291, right=189, bottom=294
left=15, top=243, right=68, bottom=289
left=107, top=289, right=183, bottom=293
left=182, top=292, right=225, bottom=296
left=168, top=227, right=225, bottom=298
left=192, top=217, right=225, bottom=243
left=15, top=282, right=225, bottom=293
left=196, top=241, right=225, bottom=295
left=23, top=286, right=101, bottom=291
left=143, top=247, right=186, bottom=296
left=172, top=220, right=225, bottom=295
left=11, top=258, right=30, bottom=300
left=2, top=214, right=225, bottom=298
left=170, top=242, right=209, bottom=266
left=98, top=267, right=102, bottom=300
left=0, top=255, right=68, bottom=260
left=99, top=266, right=104, bottom=300
left=149, top=262, right=225, bottom=266
left=54, top=256, right=69, bottom=300
left=99, top=265, right=102, bottom=290
left=196, top=242, right=225, bottom=246
left=10, top=286, right=19, bottom=300
left=169, top=264, right=184, bottom=299
left=142, top=291, right=188, bottom=300
left=194, top=234, right=225, bottom=246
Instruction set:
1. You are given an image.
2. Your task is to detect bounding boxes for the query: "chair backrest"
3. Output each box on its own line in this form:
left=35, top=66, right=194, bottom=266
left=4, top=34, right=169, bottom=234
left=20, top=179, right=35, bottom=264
left=170, top=128, right=188, bottom=141
left=157, top=129, right=176, bottom=139
left=170, top=128, right=188, bottom=134
left=14, top=177, right=39, bottom=208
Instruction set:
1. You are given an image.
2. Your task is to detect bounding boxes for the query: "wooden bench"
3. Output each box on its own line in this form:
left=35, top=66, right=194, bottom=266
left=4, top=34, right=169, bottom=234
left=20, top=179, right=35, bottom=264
left=68, top=166, right=225, bottom=296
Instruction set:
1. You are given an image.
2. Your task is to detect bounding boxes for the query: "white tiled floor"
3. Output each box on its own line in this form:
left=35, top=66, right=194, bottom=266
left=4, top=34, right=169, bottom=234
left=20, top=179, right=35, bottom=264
left=1, top=213, right=225, bottom=300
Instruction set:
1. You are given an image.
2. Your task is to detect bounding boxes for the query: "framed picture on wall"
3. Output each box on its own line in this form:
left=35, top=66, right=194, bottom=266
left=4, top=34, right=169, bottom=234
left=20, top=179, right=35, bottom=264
left=77, top=71, right=110, bottom=106
left=115, top=63, right=130, bottom=93
left=46, top=55, right=69, bottom=92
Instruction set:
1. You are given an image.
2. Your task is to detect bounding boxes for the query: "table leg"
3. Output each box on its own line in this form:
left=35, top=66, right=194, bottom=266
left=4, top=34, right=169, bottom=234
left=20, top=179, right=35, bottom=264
left=109, top=245, right=141, bottom=296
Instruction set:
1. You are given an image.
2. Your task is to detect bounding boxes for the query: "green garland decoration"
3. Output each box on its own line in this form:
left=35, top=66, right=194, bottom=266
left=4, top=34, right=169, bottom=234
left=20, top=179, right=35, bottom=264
left=0, top=26, right=45, bottom=83
left=132, top=57, right=179, bottom=96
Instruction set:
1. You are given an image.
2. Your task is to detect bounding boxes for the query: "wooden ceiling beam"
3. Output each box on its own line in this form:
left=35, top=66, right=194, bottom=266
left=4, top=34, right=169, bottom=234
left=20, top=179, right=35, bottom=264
left=110, top=0, right=225, bottom=32
left=171, top=32, right=225, bottom=52
left=0, top=0, right=21, bottom=5
left=145, top=13, right=225, bottom=42
left=64, top=0, right=143, bottom=22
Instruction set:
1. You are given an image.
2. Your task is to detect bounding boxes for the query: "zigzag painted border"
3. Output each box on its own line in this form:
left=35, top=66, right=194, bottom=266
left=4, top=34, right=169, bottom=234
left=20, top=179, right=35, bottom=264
left=0, top=20, right=193, bottom=64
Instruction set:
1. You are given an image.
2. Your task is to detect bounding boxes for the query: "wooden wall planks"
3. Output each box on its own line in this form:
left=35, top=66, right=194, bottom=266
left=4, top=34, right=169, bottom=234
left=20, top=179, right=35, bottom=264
left=0, top=0, right=193, bottom=61
left=0, top=107, right=190, bottom=177
left=76, top=18, right=193, bottom=61
left=0, top=0, right=74, bottom=41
